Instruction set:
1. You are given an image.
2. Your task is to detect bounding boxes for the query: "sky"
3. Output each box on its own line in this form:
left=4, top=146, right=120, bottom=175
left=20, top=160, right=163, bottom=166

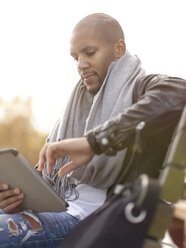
left=0, top=0, right=186, bottom=133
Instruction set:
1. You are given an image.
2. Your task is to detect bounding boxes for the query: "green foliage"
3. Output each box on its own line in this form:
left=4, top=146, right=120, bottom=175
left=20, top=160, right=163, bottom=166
left=0, top=97, right=47, bottom=165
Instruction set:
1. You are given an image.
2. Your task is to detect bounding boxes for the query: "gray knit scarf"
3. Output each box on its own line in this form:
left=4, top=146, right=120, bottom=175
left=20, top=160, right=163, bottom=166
left=42, top=51, right=145, bottom=199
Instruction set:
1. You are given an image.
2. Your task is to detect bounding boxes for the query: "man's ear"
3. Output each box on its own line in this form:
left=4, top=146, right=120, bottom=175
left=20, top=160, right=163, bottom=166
left=114, top=39, right=126, bottom=58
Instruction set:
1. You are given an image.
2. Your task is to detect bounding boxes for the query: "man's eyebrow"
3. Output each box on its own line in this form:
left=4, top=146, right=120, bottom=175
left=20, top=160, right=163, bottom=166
left=70, top=46, right=97, bottom=57
left=81, top=46, right=97, bottom=52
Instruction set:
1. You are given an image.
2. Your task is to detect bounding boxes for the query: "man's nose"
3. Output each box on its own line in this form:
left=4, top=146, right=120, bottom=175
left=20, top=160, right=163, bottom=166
left=77, top=57, right=89, bottom=71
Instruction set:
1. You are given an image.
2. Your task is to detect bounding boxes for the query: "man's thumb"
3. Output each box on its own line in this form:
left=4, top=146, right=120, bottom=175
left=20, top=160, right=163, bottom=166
left=58, top=161, right=77, bottom=178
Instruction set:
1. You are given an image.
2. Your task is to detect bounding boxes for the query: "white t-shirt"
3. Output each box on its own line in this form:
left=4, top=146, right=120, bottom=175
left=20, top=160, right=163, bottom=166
left=66, top=184, right=107, bottom=221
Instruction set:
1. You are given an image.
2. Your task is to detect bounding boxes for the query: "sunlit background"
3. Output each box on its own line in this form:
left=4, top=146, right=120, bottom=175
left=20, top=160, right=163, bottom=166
left=0, top=0, right=186, bottom=133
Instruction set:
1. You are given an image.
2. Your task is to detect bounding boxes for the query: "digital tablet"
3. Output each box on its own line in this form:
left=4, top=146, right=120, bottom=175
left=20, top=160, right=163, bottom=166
left=0, top=148, right=68, bottom=212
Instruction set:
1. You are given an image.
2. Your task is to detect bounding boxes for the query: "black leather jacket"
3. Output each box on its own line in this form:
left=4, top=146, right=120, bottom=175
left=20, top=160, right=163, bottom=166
left=86, top=74, right=186, bottom=181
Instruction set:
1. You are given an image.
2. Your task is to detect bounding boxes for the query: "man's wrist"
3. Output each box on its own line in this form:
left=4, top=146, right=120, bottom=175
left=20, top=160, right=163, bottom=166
left=85, top=131, right=103, bottom=155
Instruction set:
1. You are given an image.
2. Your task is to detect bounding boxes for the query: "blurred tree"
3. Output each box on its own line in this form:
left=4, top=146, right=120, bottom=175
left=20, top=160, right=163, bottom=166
left=0, top=97, right=47, bottom=165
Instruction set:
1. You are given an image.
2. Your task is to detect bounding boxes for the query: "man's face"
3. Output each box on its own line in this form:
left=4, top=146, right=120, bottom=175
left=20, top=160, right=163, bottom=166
left=70, top=27, right=117, bottom=94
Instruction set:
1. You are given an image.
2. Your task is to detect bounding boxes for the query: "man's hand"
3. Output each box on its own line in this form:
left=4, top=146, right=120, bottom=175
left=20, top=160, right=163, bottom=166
left=38, top=137, right=94, bottom=177
left=0, top=183, right=24, bottom=213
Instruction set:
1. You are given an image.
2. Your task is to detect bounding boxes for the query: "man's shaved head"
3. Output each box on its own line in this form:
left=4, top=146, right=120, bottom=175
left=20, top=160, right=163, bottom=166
left=72, top=13, right=125, bottom=45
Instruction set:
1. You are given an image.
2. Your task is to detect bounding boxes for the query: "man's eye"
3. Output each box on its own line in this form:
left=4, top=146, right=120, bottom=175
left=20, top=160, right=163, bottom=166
left=87, top=51, right=95, bottom=56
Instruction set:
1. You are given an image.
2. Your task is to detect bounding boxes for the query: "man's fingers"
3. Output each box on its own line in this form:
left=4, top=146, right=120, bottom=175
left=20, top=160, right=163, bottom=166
left=37, top=144, right=48, bottom=172
left=47, top=158, right=56, bottom=175
left=37, top=157, right=45, bottom=172
left=58, top=161, right=78, bottom=178
left=37, top=143, right=60, bottom=174
left=2, top=199, right=24, bottom=214
left=0, top=183, right=9, bottom=191
left=46, top=147, right=58, bottom=175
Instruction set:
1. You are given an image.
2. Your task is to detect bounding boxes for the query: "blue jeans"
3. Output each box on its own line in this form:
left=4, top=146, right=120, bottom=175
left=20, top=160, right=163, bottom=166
left=0, top=210, right=80, bottom=248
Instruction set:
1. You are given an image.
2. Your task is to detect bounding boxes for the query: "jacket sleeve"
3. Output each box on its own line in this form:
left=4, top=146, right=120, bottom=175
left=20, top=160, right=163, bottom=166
left=85, top=74, right=186, bottom=156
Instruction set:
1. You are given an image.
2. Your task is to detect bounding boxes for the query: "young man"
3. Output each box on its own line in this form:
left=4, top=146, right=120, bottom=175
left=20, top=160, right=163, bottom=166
left=0, top=13, right=186, bottom=247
